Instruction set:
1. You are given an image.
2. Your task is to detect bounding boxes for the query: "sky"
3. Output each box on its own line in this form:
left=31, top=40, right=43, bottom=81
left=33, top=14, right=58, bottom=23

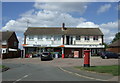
left=1, top=1, right=120, bottom=49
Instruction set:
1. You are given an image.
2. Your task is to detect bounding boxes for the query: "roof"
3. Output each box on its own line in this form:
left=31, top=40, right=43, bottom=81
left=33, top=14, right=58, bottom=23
left=109, top=39, right=120, bottom=47
left=0, top=31, right=14, bottom=41
left=24, top=27, right=103, bottom=36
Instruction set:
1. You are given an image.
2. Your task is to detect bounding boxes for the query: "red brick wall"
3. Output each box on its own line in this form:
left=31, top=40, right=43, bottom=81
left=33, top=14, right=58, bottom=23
left=8, top=32, right=18, bottom=49
left=106, top=47, right=120, bottom=54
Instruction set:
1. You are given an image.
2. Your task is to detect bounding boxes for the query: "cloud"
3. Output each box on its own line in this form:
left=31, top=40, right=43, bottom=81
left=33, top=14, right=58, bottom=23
left=77, top=22, right=99, bottom=28
left=34, top=2, right=88, bottom=14
left=1, top=9, right=86, bottom=33
left=99, top=21, right=118, bottom=43
left=2, top=2, right=118, bottom=48
left=97, top=4, right=111, bottom=14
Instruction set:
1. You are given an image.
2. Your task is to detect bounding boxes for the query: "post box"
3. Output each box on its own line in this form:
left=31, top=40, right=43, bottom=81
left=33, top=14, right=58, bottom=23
left=84, top=50, right=90, bottom=67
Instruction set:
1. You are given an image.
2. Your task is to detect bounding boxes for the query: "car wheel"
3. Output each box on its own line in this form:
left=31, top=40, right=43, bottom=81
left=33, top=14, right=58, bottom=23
left=41, top=59, right=44, bottom=61
left=118, top=56, right=120, bottom=59
left=104, top=56, right=108, bottom=59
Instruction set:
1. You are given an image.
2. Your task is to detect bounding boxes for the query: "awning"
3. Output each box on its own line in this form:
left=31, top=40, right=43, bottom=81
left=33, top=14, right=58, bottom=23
left=23, top=44, right=105, bottom=48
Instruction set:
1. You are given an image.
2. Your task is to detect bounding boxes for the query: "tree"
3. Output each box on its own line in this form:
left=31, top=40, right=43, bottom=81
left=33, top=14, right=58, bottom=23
left=111, top=32, right=120, bottom=43
left=103, top=43, right=108, bottom=49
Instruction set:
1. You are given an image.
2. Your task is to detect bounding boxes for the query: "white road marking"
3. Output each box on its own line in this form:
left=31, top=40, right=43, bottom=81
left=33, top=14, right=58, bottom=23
left=23, top=75, right=28, bottom=78
left=59, top=67, right=108, bottom=81
left=13, top=74, right=29, bottom=83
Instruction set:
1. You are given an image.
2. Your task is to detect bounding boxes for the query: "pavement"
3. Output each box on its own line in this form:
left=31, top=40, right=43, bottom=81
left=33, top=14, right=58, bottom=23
left=1, top=57, right=120, bottom=82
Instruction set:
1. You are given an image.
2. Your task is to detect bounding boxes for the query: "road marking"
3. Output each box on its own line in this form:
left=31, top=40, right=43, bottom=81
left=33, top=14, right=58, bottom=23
left=13, top=74, right=29, bottom=83
left=59, top=67, right=108, bottom=81
left=23, top=75, right=28, bottom=78
left=16, top=79, right=22, bottom=81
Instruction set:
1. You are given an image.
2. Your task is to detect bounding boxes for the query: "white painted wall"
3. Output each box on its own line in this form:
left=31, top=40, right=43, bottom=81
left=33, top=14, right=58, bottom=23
left=26, top=35, right=62, bottom=45
left=74, top=36, right=102, bottom=45
left=26, top=35, right=103, bottom=45
left=1, top=48, right=7, bottom=54
left=2, top=41, right=7, bottom=45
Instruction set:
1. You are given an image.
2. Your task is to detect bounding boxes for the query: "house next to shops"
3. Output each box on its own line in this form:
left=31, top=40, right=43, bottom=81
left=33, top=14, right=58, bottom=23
left=23, top=23, right=105, bottom=58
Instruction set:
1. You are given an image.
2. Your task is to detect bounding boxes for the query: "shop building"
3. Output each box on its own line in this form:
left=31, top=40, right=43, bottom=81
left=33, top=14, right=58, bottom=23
left=23, top=24, right=105, bottom=58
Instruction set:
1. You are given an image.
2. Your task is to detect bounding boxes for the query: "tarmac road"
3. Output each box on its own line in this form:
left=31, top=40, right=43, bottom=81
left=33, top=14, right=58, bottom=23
left=2, top=58, right=119, bottom=83
left=2, top=62, right=94, bottom=82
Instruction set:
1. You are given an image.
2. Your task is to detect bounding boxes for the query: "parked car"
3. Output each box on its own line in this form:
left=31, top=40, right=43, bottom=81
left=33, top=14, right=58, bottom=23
left=99, top=51, right=120, bottom=59
left=41, top=52, right=53, bottom=61
left=32, top=54, right=40, bottom=58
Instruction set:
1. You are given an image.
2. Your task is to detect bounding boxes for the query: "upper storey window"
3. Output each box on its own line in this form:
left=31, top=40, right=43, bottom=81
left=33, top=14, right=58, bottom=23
left=93, top=36, right=98, bottom=40
left=38, top=36, right=43, bottom=40
left=54, top=36, right=61, bottom=40
left=46, top=36, right=52, bottom=40
left=84, top=36, right=89, bottom=40
left=76, top=36, right=80, bottom=40
left=29, top=36, right=34, bottom=40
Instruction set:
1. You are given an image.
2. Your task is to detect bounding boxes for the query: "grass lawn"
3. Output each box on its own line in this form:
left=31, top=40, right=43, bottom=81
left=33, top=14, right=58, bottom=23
left=75, top=65, right=120, bottom=76
left=0, top=65, right=8, bottom=69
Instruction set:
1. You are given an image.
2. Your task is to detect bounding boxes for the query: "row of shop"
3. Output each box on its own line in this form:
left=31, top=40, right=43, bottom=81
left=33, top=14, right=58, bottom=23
left=23, top=44, right=105, bottom=58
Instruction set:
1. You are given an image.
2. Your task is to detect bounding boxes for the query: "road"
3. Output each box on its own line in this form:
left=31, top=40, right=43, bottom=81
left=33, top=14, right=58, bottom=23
left=2, top=62, right=94, bottom=82
left=2, top=58, right=119, bottom=82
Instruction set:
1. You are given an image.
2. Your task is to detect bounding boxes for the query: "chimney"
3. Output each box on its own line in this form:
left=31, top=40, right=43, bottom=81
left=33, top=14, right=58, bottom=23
left=62, top=23, right=66, bottom=31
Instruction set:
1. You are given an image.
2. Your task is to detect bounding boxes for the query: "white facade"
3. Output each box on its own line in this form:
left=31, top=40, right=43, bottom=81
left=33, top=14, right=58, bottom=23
left=25, top=35, right=103, bottom=45
left=26, top=35, right=62, bottom=45
left=74, top=36, right=102, bottom=45
left=1, top=48, right=7, bottom=54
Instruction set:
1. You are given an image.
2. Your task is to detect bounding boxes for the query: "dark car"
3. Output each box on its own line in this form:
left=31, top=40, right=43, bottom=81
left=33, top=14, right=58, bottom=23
left=99, top=51, right=120, bottom=59
left=41, top=52, right=53, bottom=61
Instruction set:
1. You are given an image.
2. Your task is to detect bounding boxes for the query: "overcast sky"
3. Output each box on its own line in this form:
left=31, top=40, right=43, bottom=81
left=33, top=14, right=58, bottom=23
left=1, top=1, right=119, bottom=49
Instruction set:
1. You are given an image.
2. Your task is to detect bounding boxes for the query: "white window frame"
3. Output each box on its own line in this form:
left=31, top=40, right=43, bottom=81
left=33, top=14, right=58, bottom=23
left=84, top=36, right=89, bottom=41
left=93, top=36, right=98, bottom=41
left=46, top=36, right=52, bottom=40
left=76, top=36, right=80, bottom=40
left=38, top=36, right=43, bottom=40
left=54, top=36, right=61, bottom=41
left=29, top=35, right=34, bottom=40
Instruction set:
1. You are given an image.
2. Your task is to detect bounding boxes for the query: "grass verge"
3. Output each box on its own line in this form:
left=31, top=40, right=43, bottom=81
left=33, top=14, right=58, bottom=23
left=75, top=65, right=120, bottom=76
left=0, top=65, right=10, bottom=72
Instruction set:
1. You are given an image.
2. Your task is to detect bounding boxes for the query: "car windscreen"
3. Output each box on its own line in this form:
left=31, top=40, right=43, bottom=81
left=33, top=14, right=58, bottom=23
left=43, top=53, right=49, bottom=55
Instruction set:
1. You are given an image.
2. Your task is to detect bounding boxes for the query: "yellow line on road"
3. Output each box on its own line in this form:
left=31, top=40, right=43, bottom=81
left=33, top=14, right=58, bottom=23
left=59, top=67, right=108, bottom=81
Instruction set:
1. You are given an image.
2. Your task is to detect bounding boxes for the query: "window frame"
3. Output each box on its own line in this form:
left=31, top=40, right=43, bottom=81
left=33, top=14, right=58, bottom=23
left=38, top=36, right=43, bottom=40
left=93, top=36, right=98, bottom=41
left=29, top=35, right=34, bottom=40
left=76, top=36, right=81, bottom=40
left=84, top=36, right=89, bottom=40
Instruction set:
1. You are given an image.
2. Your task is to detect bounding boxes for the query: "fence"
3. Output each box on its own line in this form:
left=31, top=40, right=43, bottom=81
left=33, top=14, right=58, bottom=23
left=2, top=50, right=21, bottom=59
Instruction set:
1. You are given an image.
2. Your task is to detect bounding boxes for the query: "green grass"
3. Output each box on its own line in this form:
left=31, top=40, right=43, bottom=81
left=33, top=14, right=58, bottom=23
left=0, top=65, right=7, bottom=68
left=75, top=65, right=120, bottom=76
